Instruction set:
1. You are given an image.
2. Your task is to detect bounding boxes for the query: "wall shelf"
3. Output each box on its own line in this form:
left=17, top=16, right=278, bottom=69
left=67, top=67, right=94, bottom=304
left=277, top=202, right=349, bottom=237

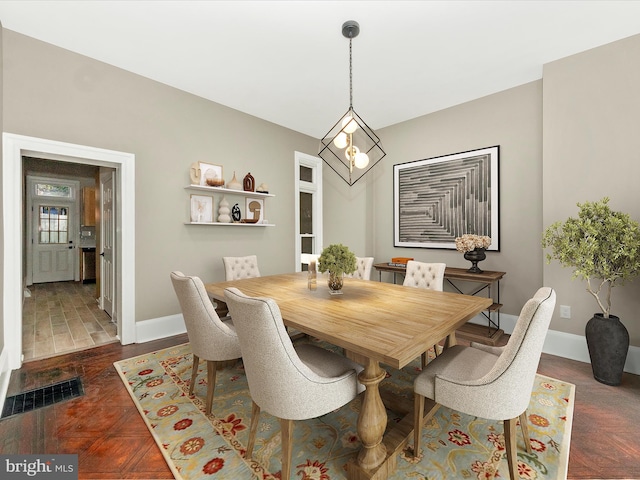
left=184, top=184, right=275, bottom=226
left=184, top=222, right=275, bottom=227
left=185, top=184, right=275, bottom=198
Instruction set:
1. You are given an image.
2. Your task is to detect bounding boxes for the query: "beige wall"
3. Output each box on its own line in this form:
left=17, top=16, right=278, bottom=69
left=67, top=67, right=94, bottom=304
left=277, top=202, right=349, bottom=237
left=543, top=33, right=640, bottom=345
left=4, top=26, right=640, bottom=349
left=2, top=29, right=318, bottom=322
left=358, top=81, right=544, bottom=315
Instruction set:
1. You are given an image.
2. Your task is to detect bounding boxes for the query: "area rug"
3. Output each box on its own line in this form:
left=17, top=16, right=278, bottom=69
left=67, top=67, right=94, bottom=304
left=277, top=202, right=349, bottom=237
left=114, top=341, right=574, bottom=480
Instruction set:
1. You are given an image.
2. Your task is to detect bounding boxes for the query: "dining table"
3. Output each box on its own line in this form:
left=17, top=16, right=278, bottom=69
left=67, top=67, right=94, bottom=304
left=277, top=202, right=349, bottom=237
left=205, top=272, right=492, bottom=480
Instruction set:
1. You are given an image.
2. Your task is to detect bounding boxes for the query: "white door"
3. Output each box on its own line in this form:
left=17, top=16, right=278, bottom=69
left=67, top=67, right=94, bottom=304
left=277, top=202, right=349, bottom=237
left=101, top=172, right=115, bottom=318
left=32, top=202, right=76, bottom=283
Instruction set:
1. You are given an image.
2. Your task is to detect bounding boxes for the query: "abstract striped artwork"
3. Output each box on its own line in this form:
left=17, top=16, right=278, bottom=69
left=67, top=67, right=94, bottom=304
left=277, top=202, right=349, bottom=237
left=394, top=146, right=499, bottom=250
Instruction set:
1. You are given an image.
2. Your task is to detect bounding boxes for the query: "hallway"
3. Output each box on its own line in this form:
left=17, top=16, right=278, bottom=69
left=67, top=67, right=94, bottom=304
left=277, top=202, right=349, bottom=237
left=22, top=281, right=118, bottom=362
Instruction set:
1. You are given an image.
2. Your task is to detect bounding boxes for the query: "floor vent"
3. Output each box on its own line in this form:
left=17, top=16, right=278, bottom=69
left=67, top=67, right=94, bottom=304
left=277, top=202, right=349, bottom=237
left=1, top=377, right=84, bottom=419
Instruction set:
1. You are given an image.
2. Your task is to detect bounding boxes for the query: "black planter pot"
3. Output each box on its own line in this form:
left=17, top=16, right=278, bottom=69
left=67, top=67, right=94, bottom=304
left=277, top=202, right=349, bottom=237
left=585, top=313, right=629, bottom=386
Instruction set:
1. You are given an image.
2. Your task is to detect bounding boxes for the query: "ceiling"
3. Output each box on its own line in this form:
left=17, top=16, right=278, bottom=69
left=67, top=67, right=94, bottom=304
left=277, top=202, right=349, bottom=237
left=1, top=1, right=640, bottom=138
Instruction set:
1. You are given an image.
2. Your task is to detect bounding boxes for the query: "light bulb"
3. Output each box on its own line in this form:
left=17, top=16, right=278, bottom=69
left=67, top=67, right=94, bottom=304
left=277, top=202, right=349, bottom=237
left=345, top=145, right=360, bottom=161
left=342, top=115, right=358, bottom=134
left=354, top=152, right=370, bottom=169
left=333, top=132, right=348, bottom=149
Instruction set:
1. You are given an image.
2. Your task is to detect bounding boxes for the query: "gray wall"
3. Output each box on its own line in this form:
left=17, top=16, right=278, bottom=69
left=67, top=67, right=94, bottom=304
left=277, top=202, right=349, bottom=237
left=2, top=29, right=318, bottom=322
left=362, top=81, right=544, bottom=315
left=4, top=26, right=640, bottom=349
left=543, top=33, right=640, bottom=344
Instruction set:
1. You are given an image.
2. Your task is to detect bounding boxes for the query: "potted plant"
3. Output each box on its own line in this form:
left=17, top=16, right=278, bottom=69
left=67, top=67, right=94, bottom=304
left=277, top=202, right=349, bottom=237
left=318, top=243, right=357, bottom=294
left=542, top=197, right=640, bottom=385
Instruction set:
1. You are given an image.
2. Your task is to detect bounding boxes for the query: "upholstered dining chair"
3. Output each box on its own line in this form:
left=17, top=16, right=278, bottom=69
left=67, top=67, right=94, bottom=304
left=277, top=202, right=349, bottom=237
left=222, top=255, right=261, bottom=280
left=402, top=261, right=446, bottom=366
left=412, top=287, right=556, bottom=480
left=346, top=256, right=375, bottom=280
left=223, top=287, right=365, bottom=480
left=170, top=271, right=242, bottom=414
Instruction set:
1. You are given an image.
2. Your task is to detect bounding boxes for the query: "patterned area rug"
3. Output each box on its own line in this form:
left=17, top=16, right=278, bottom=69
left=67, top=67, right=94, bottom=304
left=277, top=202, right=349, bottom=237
left=113, top=341, right=574, bottom=480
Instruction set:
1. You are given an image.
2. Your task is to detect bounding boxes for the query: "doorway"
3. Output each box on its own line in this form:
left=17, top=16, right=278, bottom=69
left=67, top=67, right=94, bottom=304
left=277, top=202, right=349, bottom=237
left=2, top=133, right=136, bottom=371
left=22, top=169, right=117, bottom=361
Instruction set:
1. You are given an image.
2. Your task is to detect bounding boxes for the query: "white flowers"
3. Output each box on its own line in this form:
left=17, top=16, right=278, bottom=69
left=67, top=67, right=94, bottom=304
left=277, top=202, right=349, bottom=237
left=455, top=234, right=491, bottom=253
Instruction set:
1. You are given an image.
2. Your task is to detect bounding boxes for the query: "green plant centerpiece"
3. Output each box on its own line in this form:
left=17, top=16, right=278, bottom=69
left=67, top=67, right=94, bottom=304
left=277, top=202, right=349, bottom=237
left=542, top=197, right=640, bottom=385
left=318, top=243, right=357, bottom=294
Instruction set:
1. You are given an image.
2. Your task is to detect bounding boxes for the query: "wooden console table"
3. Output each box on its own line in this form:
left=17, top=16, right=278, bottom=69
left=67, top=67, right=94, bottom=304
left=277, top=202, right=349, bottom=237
left=373, top=263, right=506, bottom=345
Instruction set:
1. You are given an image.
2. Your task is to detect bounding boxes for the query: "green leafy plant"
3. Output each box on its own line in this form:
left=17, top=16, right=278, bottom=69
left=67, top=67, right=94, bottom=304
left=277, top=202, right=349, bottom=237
left=318, top=243, right=357, bottom=276
left=542, top=197, right=640, bottom=317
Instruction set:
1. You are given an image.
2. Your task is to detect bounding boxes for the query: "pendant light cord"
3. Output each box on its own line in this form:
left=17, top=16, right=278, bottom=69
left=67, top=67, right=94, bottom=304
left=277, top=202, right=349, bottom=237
left=349, top=37, right=353, bottom=109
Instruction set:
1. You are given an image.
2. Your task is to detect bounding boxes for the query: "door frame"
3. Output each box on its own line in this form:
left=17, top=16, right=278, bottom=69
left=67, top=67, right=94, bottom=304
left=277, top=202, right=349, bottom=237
left=2, top=133, right=136, bottom=370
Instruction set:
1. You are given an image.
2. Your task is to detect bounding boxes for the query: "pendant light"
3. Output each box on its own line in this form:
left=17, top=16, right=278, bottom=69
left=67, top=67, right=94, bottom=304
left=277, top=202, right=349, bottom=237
left=318, top=20, right=386, bottom=186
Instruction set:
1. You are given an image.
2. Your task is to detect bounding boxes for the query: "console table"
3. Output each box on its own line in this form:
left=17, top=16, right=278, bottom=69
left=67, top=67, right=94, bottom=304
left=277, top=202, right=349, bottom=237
left=373, top=263, right=506, bottom=345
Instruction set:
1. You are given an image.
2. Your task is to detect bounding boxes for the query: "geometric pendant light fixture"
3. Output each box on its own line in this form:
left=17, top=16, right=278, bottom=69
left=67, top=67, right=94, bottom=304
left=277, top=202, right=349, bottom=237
left=318, top=20, right=386, bottom=186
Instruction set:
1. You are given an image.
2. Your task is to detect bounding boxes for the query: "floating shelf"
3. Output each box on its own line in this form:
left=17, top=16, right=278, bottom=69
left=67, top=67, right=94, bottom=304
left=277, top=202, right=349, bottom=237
left=185, top=184, right=275, bottom=198
left=184, top=222, right=275, bottom=227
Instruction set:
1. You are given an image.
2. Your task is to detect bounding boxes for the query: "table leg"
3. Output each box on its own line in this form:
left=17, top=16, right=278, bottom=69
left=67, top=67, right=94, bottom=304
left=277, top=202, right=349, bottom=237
left=355, top=358, right=388, bottom=470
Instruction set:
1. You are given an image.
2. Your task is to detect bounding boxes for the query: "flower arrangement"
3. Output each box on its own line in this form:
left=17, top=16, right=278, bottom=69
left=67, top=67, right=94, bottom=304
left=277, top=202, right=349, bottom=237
left=318, top=243, right=357, bottom=276
left=454, top=234, right=492, bottom=253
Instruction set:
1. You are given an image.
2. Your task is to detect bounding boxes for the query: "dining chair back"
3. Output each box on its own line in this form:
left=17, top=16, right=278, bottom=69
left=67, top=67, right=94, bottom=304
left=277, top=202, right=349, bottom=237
left=222, top=255, right=261, bottom=280
left=412, top=287, right=556, bottom=480
left=170, top=271, right=242, bottom=414
left=402, top=261, right=446, bottom=365
left=403, top=260, right=446, bottom=291
left=346, top=256, right=375, bottom=280
left=223, top=287, right=364, bottom=479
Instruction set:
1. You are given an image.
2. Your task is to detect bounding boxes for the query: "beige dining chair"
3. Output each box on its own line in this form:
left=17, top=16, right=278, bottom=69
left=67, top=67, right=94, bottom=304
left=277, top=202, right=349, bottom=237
left=403, top=261, right=446, bottom=366
left=222, top=255, right=261, bottom=280
left=412, top=287, right=556, bottom=480
left=170, top=271, right=242, bottom=414
left=223, top=287, right=365, bottom=480
left=346, top=256, right=375, bottom=280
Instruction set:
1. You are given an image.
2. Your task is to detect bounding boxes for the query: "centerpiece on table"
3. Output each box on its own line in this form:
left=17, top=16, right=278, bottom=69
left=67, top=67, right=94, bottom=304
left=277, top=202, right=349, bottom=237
left=317, top=243, right=357, bottom=294
left=542, top=197, right=640, bottom=385
left=455, top=234, right=492, bottom=273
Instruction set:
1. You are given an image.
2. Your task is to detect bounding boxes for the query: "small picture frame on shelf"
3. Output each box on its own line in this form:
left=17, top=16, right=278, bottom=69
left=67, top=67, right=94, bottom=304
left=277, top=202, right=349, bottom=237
left=245, top=197, right=264, bottom=223
left=190, top=195, right=213, bottom=223
left=198, top=162, right=224, bottom=187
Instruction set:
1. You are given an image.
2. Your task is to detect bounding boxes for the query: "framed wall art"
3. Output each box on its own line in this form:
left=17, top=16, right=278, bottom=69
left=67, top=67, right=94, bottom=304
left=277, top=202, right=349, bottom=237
left=198, top=162, right=224, bottom=187
left=190, top=194, right=213, bottom=223
left=393, top=146, right=499, bottom=250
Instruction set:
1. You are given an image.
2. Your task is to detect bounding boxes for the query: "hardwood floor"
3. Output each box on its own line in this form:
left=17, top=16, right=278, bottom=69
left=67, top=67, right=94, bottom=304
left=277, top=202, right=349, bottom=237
left=1, top=334, right=639, bottom=479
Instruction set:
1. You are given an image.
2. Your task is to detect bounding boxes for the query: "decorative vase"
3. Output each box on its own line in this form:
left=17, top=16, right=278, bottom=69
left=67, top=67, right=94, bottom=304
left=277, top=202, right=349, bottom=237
left=327, top=271, right=344, bottom=295
left=463, top=248, right=486, bottom=273
left=585, top=313, right=629, bottom=385
left=217, top=196, right=231, bottom=223
left=227, top=171, right=242, bottom=191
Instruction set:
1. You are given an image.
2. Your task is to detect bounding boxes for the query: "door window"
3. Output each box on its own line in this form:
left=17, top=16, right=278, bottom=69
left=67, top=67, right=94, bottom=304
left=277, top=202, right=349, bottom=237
left=39, top=206, right=69, bottom=244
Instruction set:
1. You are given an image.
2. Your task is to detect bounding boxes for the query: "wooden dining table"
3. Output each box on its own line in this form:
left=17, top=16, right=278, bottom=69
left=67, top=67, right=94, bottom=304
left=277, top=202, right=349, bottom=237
left=205, top=272, right=492, bottom=480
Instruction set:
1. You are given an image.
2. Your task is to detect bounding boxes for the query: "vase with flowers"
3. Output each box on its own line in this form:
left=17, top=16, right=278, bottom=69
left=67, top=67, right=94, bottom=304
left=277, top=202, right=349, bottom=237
left=317, top=243, right=357, bottom=294
left=455, top=234, right=492, bottom=273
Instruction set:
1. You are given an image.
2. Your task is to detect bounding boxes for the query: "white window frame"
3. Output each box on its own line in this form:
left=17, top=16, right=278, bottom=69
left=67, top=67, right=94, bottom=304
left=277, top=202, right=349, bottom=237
left=294, top=152, right=322, bottom=271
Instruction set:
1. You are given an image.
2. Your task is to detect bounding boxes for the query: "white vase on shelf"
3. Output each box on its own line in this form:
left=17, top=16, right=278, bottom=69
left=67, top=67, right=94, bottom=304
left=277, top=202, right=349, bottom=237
left=217, top=197, right=231, bottom=223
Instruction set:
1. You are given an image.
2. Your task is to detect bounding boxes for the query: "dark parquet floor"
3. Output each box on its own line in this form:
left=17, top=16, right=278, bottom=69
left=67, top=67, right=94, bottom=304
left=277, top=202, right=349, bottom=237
left=1, top=333, right=639, bottom=479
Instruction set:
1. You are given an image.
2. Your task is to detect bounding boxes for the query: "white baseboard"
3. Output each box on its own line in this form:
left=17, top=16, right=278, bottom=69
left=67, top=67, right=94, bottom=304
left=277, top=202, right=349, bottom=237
left=474, top=313, right=640, bottom=376
left=135, top=314, right=186, bottom=343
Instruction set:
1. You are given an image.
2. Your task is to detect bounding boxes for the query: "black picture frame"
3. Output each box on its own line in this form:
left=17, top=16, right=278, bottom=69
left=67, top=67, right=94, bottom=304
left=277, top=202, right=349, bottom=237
left=393, top=146, right=499, bottom=250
